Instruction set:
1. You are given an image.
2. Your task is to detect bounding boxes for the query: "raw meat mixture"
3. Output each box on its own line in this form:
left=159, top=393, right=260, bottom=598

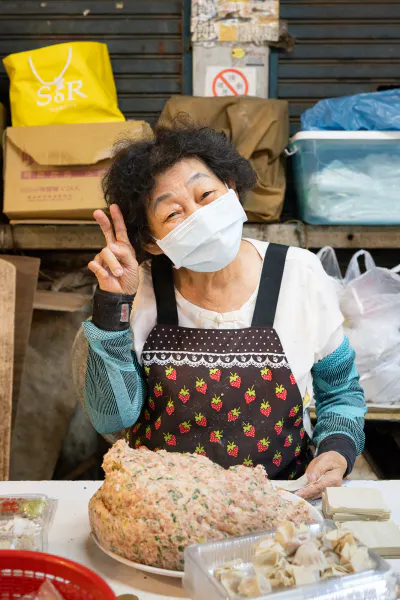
left=89, top=440, right=310, bottom=571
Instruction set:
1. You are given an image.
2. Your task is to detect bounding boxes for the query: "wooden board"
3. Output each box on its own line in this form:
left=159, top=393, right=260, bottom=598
left=9, top=220, right=95, bottom=226
left=0, top=259, right=16, bottom=481
left=1, top=256, right=40, bottom=427
left=310, top=404, right=400, bottom=423
left=2, top=223, right=400, bottom=250
left=34, top=290, right=92, bottom=312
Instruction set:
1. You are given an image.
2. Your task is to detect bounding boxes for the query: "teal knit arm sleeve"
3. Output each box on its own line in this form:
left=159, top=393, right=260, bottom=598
left=312, top=336, right=367, bottom=456
left=82, top=320, right=147, bottom=435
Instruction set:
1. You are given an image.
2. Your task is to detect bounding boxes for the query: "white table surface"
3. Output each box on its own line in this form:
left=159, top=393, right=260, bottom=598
left=0, top=480, right=399, bottom=599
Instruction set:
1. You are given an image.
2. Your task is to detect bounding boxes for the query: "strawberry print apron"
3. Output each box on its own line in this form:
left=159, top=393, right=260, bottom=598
left=129, top=243, right=312, bottom=479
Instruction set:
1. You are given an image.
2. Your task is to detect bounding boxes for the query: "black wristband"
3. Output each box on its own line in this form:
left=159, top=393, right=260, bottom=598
left=318, top=434, right=357, bottom=477
left=92, top=287, right=135, bottom=331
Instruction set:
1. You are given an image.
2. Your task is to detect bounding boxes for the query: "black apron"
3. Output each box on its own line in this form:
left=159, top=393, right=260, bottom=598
left=129, top=243, right=312, bottom=479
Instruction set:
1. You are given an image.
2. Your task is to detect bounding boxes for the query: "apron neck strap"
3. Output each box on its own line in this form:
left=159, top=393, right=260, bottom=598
left=251, top=243, right=289, bottom=328
left=151, top=254, right=179, bottom=326
left=152, top=243, right=289, bottom=328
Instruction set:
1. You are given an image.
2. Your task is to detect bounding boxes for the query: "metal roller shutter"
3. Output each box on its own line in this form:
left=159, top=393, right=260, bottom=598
left=0, top=0, right=184, bottom=125
left=279, top=0, right=400, bottom=135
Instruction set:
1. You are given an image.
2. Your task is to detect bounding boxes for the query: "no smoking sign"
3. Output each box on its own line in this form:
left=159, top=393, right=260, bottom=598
left=213, top=68, right=248, bottom=96
left=204, top=66, right=256, bottom=97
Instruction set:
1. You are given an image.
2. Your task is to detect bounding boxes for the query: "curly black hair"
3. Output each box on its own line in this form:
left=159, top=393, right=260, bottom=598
left=102, top=123, right=257, bottom=262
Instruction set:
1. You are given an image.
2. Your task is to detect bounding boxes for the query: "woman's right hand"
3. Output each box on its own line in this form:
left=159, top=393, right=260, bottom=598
left=88, top=204, right=139, bottom=295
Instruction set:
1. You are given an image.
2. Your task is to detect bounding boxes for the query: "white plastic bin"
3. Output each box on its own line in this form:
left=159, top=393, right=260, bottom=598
left=289, top=131, right=400, bottom=225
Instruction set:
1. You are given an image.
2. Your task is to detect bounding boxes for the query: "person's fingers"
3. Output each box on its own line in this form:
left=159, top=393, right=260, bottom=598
left=297, top=469, right=343, bottom=501
left=93, top=210, right=116, bottom=246
left=88, top=258, right=110, bottom=286
left=307, top=451, right=347, bottom=483
left=306, top=454, right=335, bottom=483
left=109, top=241, right=138, bottom=267
left=110, top=204, right=131, bottom=245
left=297, top=475, right=342, bottom=500
left=100, top=247, right=124, bottom=277
left=90, top=252, right=106, bottom=271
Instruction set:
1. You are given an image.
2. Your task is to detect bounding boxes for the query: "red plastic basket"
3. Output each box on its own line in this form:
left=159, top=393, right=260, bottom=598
left=0, top=551, right=117, bottom=599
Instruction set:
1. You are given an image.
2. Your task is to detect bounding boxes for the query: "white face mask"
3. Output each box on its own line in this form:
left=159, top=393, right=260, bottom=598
left=155, top=188, right=248, bottom=272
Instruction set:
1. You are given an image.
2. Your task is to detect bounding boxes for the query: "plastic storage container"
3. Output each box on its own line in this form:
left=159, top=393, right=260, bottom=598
left=289, top=131, right=400, bottom=225
left=184, top=521, right=396, bottom=600
left=0, top=495, right=57, bottom=552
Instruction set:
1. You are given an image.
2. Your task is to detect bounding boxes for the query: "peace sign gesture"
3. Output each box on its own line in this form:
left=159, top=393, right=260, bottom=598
left=88, top=204, right=139, bottom=295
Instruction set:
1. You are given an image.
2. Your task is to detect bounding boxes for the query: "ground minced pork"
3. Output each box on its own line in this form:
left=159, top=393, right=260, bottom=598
left=89, top=440, right=310, bottom=571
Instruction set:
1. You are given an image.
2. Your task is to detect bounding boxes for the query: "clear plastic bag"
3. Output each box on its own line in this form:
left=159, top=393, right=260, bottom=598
left=344, top=250, right=376, bottom=283
left=301, top=89, right=400, bottom=131
left=307, top=154, right=400, bottom=225
left=359, top=346, right=400, bottom=403
left=317, top=247, right=343, bottom=282
left=21, top=580, right=65, bottom=600
left=317, top=248, right=400, bottom=404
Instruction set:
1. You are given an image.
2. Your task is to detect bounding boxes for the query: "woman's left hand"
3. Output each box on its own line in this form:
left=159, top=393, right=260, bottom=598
left=296, top=451, right=347, bottom=501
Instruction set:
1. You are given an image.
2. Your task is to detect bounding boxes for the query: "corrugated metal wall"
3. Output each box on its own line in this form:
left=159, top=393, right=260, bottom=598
left=279, top=0, right=400, bottom=135
left=2, top=1, right=398, bottom=134
left=0, top=0, right=184, bottom=125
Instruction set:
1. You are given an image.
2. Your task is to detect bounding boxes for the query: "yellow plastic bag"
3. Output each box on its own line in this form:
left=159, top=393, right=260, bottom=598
left=3, top=42, right=125, bottom=127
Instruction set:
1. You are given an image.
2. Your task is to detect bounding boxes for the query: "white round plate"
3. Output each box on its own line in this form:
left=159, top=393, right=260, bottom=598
left=92, top=533, right=184, bottom=579
left=276, top=488, right=323, bottom=523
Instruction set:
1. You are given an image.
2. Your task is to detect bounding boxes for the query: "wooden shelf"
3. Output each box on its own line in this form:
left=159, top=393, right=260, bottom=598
left=310, top=404, right=400, bottom=422
left=1, top=223, right=400, bottom=251
left=34, top=290, right=92, bottom=312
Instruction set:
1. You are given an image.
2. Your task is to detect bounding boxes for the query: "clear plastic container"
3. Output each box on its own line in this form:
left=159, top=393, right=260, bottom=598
left=184, top=521, right=396, bottom=600
left=0, top=494, right=58, bottom=552
left=288, top=131, right=400, bottom=225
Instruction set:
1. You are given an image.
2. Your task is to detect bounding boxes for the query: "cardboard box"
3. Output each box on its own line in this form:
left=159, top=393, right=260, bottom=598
left=3, top=120, right=153, bottom=220
left=0, top=102, right=7, bottom=148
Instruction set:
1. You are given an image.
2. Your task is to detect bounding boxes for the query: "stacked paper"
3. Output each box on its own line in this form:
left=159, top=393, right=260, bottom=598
left=322, top=487, right=391, bottom=522
left=339, top=521, right=400, bottom=558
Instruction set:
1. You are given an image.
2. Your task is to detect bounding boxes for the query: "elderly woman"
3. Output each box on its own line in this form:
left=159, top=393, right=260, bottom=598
left=83, top=125, right=366, bottom=500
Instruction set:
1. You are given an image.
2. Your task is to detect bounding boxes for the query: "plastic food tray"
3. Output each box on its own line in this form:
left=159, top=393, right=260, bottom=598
left=184, top=521, right=395, bottom=600
left=0, top=494, right=57, bottom=552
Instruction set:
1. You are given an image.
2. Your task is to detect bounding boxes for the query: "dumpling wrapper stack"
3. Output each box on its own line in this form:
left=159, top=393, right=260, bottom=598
left=339, top=521, right=400, bottom=559
left=322, top=487, right=391, bottom=522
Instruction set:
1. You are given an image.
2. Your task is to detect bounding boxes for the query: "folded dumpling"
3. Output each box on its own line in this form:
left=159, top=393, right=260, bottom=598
left=293, top=541, right=328, bottom=571
left=238, top=574, right=272, bottom=597
left=291, top=565, right=320, bottom=586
